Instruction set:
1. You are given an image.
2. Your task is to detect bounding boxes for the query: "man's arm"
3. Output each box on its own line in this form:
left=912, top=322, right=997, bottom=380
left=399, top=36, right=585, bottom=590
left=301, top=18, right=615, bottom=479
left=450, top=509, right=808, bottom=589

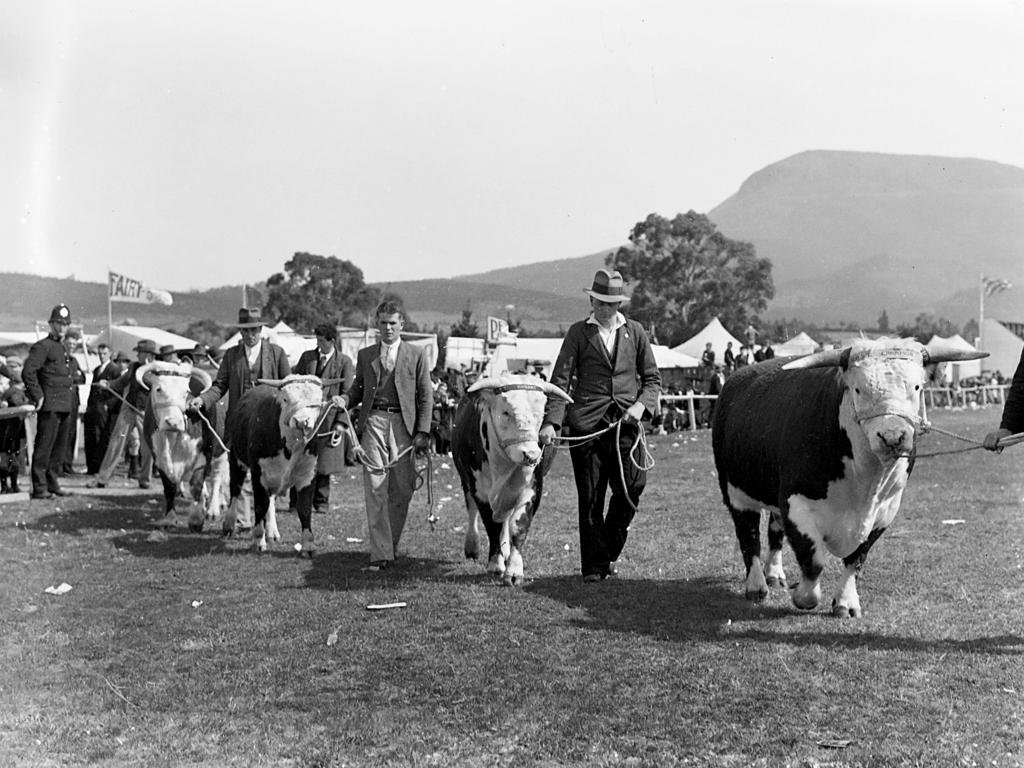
left=632, top=322, right=662, bottom=420
left=413, top=348, right=433, bottom=436
left=21, top=343, right=46, bottom=406
left=540, top=326, right=580, bottom=442
left=984, top=348, right=1024, bottom=450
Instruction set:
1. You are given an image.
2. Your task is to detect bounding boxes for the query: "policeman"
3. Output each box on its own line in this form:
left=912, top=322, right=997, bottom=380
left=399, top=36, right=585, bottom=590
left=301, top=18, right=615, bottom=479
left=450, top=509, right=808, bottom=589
left=21, top=304, right=77, bottom=499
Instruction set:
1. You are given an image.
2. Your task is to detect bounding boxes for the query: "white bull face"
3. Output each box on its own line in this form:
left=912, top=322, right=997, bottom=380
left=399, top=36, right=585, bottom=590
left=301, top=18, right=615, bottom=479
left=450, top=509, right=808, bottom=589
left=478, top=386, right=548, bottom=466
left=139, top=362, right=211, bottom=432
left=842, top=342, right=931, bottom=460
left=274, top=377, right=326, bottom=445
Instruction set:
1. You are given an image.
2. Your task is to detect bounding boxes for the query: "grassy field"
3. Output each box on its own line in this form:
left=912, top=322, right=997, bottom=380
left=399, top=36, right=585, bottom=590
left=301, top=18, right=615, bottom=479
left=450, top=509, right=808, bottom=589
left=1, top=406, right=1022, bottom=767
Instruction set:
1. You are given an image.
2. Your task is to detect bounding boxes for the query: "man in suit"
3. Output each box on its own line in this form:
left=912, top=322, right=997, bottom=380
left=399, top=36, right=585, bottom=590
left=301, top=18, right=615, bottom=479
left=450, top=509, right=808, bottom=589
left=334, top=301, right=432, bottom=571
left=84, top=344, right=122, bottom=474
left=89, top=339, right=158, bottom=488
left=59, top=331, right=86, bottom=475
left=540, top=269, right=662, bottom=582
left=21, top=304, right=79, bottom=499
left=191, top=307, right=290, bottom=533
left=292, top=323, right=354, bottom=514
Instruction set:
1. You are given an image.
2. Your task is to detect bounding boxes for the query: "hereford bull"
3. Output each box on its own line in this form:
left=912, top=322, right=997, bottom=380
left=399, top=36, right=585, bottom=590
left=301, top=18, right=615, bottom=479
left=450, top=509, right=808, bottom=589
left=137, top=361, right=228, bottom=531
left=712, top=337, right=987, bottom=617
left=452, top=373, right=572, bottom=586
left=223, top=374, right=332, bottom=555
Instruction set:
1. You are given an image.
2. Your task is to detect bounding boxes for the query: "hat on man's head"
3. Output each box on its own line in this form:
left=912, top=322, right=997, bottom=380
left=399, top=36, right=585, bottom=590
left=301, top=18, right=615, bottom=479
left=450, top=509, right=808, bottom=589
left=114, top=351, right=131, bottom=363
left=157, top=344, right=177, bottom=358
left=49, top=304, right=72, bottom=324
left=134, top=339, right=158, bottom=355
left=584, top=269, right=629, bottom=303
left=236, top=307, right=263, bottom=328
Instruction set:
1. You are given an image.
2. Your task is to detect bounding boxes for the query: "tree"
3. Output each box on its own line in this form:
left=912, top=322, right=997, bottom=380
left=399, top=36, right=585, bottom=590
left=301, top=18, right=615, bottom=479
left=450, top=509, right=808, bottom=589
left=895, top=312, right=959, bottom=344
left=450, top=302, right=480, bottom=338
left=263, top=253, right=381, bottom=333
left=610, top=212, right=774, bottom=346
left=173, top=318, right=229, bottom=348
left=877, top=309, right=890, bottom=333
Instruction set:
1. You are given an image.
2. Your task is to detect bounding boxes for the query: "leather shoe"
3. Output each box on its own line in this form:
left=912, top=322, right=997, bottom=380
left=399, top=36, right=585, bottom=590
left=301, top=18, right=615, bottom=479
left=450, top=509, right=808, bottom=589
left=49, top=489, right=73, bottom=497
left=582, top=573, right=604, bottom=583
left=86, top=480, right=107, bottom=489
left=30, top=492, right=54, bottom=500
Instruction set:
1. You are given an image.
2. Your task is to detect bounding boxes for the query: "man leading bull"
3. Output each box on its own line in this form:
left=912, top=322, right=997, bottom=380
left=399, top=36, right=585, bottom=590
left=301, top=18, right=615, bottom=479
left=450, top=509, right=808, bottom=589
left=540, top=269, right=661, bottom=583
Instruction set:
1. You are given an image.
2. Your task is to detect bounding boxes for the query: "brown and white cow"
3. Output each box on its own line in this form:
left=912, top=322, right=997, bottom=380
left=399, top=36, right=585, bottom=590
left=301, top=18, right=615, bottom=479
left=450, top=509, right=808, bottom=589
left=452, top=373, right=572, bottom=586
left=224, top=374, right=332, bottom=555
left=712, top=337, right=987, bottom=617
left=137, top=361, right=228, bottom=531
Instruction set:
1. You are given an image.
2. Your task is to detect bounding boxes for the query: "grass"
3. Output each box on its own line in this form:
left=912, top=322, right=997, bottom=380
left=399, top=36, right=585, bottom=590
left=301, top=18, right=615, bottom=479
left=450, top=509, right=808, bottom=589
left=1, top=406, right=1022, bottom=767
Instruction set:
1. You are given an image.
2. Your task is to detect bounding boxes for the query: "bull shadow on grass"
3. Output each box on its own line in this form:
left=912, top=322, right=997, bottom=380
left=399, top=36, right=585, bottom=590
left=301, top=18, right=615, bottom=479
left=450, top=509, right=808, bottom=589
left=301, top=550, right=490, bottom=590
left=527, top=574, right=1024, bottom=654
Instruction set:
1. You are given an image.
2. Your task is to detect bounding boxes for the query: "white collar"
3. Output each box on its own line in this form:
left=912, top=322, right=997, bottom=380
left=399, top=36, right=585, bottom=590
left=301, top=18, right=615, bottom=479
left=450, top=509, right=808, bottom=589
left=586, top=312, right=626, bottom=331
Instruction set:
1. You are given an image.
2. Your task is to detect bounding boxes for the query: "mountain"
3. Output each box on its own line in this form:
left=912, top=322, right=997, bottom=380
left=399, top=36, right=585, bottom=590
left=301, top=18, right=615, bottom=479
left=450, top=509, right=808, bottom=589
left=707, top=150, right=1024, bottom=324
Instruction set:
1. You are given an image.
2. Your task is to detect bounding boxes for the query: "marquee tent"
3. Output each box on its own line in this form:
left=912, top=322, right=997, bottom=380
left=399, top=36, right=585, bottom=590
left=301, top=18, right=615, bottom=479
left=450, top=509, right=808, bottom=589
left=928, top=334, right=982, bottom=381
left=774, top=331, right=819, bottom=358
left=92, top=325, right=199, bottom=358
left=672, top=318, right=743, bottom=360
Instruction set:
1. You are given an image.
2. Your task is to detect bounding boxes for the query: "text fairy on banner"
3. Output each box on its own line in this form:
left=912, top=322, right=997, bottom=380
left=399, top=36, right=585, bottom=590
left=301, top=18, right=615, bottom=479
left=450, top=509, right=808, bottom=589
left=108, top=271, right=173, bottom=306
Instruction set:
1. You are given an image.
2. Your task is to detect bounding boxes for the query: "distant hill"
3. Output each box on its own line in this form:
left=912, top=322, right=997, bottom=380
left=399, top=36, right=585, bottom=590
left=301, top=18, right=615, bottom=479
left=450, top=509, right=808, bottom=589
left=4, top=150, right=1021, bottom=335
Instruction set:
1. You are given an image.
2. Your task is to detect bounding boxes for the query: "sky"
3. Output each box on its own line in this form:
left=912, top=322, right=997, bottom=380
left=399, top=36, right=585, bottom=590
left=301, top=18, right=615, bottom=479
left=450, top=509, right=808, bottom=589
left=3, top=0, right=1023, bottom=294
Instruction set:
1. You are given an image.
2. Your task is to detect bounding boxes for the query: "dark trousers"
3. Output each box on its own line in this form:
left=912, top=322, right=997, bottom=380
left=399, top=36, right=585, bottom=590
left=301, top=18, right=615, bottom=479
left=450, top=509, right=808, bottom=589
left=31, top=411, right=72, bottom=495
left=62, top=411, right=79, bottom=471
left=84, top=405, right=113, bottom=474
left=569, top=421, right=647, bottom=577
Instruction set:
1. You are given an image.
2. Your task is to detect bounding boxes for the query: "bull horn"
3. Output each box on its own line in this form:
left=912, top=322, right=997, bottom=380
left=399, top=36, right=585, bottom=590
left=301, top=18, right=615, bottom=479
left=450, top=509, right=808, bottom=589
left=255, top=378, right=286, bottom=388
left=923, top=340, right=990, bottom=364
left=319, top=377, right=344, bottom=387
left=782, top=347, right=849, bottom=371
left=190, top=367, right=213, bottom=394
left=135, top=362, right=157, bottom=391
left=467, top=377, right=509, bottom=393
left=541, top=381, right=573, bottom=403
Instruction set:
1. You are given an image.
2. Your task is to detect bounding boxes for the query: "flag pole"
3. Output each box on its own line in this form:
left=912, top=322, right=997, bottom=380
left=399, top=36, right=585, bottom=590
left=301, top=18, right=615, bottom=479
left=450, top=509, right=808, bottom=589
left=107, top=268, right=113, bottom=350
left=979, top=272, right=986, bottom=356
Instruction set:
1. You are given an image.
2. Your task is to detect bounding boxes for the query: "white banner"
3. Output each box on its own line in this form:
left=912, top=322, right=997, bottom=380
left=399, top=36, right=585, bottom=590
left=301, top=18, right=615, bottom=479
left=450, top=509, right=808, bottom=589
left=486, top=316, right=509, bottom=344
left=108, top=271, right=173, bottom=306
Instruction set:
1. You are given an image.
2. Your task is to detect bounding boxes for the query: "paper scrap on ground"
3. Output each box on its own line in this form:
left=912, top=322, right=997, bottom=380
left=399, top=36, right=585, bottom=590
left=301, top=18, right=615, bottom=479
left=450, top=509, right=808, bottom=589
left=942, top=519, right=966, bottom=525
left=44, top=583, right=72, bottom=596
left=345, top=537, right=363, bottom=543
left=366, top=602, right=407, bottom=611
left=191, top=600, right=203, bottom=608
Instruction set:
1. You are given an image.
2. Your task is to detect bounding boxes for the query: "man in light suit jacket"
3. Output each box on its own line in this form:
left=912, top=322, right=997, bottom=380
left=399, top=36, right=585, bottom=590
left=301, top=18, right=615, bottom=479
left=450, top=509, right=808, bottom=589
left=192, top=307, right=290, bottom=533
left=292, top=323, right=354, bottom=514
left=540, top=269, right=662, bottom=582
left=335, top=301, right=432, bottom=571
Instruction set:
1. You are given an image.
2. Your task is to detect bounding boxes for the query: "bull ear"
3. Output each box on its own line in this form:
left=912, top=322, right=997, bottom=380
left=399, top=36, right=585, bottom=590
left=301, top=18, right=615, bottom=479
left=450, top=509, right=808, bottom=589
left=542, top=382, right=573, bottom=403
left=190, top=367, right=212, bottom=395
left=923, top=340, right=990, bottom=364
left=782, top=347, right=849, bottom=371
left=135, top=363, right=156, bottom=391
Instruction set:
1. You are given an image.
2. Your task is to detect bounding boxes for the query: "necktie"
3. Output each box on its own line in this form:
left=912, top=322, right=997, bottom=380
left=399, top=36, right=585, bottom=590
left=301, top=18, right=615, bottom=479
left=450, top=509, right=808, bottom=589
left=381, top=345, right=394, bottom=373
left=317, top=354, right=327, bottom=376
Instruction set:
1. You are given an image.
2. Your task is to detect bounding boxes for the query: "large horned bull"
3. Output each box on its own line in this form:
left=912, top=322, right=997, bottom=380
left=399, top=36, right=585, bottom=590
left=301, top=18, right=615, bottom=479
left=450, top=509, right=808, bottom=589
left=136, top=361, right=225, bottom=531
left=712, top=337, right=987, bottom=617
left=224, top=374, right=341, bottom=555
left=452, top=373, right=572, bottom=586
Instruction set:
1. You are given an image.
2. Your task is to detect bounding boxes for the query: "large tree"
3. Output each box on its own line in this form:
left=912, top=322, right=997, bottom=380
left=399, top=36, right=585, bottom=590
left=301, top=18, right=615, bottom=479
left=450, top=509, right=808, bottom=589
left=609, top=211, right=774, bottom=346
left=263, top=253, right=381, bottom=332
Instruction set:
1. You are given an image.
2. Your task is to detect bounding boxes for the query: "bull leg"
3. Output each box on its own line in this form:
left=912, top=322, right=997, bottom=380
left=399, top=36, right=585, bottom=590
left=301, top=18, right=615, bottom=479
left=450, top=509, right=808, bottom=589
left=186, top=465, right=206, bottom=533
left=265, top=494, right=281, bottom=543
left=502, top=505, right=533, bottom=587
left=764, top=510, right=788, bottom=589
left=462, top=491, right=483, bottom=560
left=153, top=469, right=180, bottom=530
left=294, top=482, right=315, bottom=558
left=223, top=457, right=247, bottom=537
left=477, top=502, right=506, bottom=577
left=833, top=528, right=886, bottom=618
left=729, top=507, right=768, bottom=602
left=784, top=501, right=824, bottom=611
left=251, top=464, right=270, bottom=553
left=203, top=453, right=229, bottom=525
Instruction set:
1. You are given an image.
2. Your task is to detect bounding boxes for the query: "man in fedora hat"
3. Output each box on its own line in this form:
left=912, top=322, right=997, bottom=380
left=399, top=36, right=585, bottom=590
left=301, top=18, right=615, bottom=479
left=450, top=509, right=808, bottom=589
left=540, top=268, right=661, bottom=582
left=88, top=338, right=158, bottom=488
left=191, top=307, right=290, bottom=534
left=21, top=304, right=79, bottom=499
left=156, top=345, right=179, bottom=363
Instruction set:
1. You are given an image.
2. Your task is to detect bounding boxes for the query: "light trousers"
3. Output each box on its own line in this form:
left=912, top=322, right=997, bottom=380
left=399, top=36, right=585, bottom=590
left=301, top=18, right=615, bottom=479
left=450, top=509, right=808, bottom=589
left=360, top=410, right=416, bottom=563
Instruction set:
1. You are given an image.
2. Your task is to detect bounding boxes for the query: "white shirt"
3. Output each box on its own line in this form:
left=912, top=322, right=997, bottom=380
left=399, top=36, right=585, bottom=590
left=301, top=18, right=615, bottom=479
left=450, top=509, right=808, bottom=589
left=244, top=340, right=263, bottom=369
left=380, top=339, right=401, bottom=372
left=317, top=347, right=335, bottom=369
left=586, top=312, right=626, bottom=355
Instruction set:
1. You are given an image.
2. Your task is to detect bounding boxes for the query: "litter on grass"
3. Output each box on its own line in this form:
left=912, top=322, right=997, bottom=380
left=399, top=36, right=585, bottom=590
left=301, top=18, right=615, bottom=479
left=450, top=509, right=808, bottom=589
left=942, top=519, right=966, bottom=526
left=366, top=602, right=407, bottom=611
left=44, top=583, right=72, bottom=596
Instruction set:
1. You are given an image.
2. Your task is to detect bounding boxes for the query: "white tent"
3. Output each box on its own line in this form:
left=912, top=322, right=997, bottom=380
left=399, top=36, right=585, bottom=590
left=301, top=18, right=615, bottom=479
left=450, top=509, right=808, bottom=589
left=672, top=318, right=743, bottom=360
left=774, top=331, right=819, bottom=358
left=652, top=345, right=700, bottom=369
left=928, top=334, right=982, bottom=381
left=981, top=319, right=1024, bottom=377
left=92, top=325, right=199, bottom=358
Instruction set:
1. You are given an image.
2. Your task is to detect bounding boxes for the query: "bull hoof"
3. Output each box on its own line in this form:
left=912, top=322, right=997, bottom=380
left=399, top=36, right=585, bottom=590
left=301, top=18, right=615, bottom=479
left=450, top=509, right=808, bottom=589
left=831, top=600, right=862, bottom=619
left=188, top=523, right=204, bottom=534
left=221, top=528, right=234, bottom=538
left=744, top=587, right=768, bottom=603
left=765, top=576, right=787, bottom=589
left=791, top=583, right=821, bottom=611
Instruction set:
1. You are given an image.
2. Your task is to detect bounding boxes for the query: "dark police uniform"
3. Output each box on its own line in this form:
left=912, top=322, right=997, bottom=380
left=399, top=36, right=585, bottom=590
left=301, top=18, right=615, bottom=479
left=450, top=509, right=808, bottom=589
left=21, top=305, right=76, bottom=498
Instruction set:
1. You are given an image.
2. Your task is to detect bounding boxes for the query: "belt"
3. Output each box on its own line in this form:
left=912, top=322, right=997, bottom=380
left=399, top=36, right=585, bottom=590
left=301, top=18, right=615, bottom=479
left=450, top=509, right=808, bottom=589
left=371, top=404, right=402, bottom=413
